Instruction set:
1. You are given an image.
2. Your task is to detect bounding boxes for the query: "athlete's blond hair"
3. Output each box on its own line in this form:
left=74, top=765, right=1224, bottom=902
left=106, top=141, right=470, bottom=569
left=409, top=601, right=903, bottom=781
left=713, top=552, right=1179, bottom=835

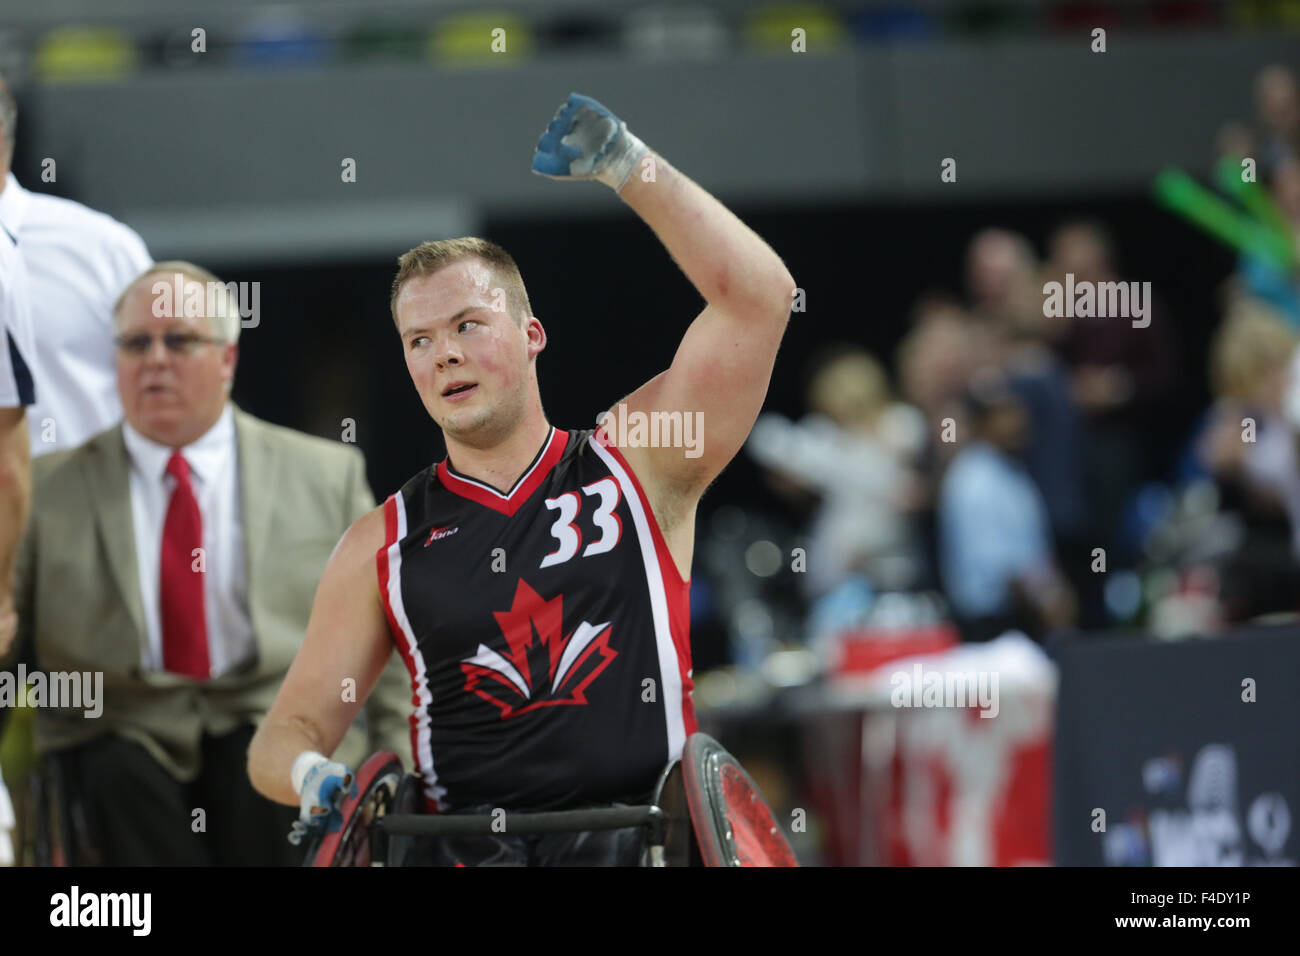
left=390, top=237, right=532, bottom=328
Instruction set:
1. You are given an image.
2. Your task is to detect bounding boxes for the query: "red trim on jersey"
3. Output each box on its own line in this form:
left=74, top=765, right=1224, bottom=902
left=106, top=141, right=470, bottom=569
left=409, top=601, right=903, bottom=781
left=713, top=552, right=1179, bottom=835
left=592, top=428, right=698, bottom=736
left=376, top=493, right=425, bottom=794
left=435, top=427, right=570, bottom=516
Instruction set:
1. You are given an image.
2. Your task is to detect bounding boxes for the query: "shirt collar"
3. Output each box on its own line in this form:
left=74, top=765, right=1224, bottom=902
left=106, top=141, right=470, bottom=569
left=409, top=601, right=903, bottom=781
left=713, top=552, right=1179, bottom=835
left=0, top=173, right=30, bottom=237
left=123, top=404, right=235, bottom=487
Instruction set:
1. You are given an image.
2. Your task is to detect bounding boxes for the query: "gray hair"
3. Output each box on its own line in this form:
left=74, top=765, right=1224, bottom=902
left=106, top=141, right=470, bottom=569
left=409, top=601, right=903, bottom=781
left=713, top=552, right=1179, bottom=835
left=114, top=260, right=243, bottom=344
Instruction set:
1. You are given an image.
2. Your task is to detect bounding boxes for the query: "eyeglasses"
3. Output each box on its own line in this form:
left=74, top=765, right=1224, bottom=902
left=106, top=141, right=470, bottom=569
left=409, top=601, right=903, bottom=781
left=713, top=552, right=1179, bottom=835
left=115, top=331, right=226, bottom=357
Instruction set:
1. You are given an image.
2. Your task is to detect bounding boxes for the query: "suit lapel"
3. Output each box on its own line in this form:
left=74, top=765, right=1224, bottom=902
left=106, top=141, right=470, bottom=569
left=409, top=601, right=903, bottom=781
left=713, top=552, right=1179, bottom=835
left=235, top=407, right=278, bottom=590
left=83, top=426, right=148, bottom=647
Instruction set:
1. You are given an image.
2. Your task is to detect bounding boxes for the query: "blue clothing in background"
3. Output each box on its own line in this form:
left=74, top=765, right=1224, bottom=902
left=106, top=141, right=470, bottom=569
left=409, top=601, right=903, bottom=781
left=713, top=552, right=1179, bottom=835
left=1007, top=357, right=1088, bottom=542
left=939, top=442, right=1055, bottom=618
left=1239, top=253, right=1300, bottom=329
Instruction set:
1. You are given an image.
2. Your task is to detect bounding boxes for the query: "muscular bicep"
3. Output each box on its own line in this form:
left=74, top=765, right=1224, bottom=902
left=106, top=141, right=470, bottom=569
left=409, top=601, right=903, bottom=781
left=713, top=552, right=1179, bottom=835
left=614, top=301, right=789, bottom=497
left=264, top=506, right=392, bottom=758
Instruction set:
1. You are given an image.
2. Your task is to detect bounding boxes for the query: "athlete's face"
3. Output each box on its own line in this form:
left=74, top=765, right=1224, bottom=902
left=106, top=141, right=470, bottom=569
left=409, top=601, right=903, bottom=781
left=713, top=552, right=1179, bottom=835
left=396, top=258, right=546, bottom=447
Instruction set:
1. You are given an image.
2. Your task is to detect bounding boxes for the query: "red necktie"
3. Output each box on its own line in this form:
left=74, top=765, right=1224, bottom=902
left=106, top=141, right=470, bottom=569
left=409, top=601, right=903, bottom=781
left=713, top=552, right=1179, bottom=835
left=160, top=450, right=210, bottom=679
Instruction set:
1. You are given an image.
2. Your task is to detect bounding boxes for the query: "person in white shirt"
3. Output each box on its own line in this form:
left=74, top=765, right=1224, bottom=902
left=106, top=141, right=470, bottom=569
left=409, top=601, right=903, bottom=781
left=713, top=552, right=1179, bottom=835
left=0, top=77, right=36, bottom=868
left=0, top=75, right=151, bottom=458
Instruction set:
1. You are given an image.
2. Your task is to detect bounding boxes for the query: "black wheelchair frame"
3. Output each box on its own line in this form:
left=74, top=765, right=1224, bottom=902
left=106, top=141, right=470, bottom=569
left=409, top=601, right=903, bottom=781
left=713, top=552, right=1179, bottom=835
left=306, top=753, right=702, bottom=867
left=304, top=732, right=797, bottom=868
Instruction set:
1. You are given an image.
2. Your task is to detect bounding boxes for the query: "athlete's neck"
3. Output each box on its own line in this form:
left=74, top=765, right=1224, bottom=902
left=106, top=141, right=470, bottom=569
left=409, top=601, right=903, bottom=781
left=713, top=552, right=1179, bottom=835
left=443, top=410, right=553, bottom=495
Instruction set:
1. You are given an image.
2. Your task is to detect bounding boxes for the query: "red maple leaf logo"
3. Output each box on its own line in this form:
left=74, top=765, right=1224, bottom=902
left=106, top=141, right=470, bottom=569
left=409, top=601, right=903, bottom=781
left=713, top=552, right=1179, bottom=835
left=460, top=579, right=617, bottom=719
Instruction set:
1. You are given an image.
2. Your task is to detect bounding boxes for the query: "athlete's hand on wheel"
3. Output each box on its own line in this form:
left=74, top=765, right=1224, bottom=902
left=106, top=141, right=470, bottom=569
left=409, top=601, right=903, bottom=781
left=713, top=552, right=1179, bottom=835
left=287, top=756, right=356, bottom=846
left=531, top=92, right=648, bottom=192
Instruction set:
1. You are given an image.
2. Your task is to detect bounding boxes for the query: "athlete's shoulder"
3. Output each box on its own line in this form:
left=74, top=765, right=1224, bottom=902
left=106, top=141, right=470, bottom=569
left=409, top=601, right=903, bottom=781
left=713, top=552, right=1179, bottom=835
left=337, top=502, right=389, bottom=571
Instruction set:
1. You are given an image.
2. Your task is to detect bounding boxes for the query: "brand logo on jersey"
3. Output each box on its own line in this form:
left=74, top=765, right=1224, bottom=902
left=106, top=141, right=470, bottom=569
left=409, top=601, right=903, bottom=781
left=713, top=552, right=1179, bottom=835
left=424, top=525, right=460, bottom=546
left=460, top=578, right=617, bottom=719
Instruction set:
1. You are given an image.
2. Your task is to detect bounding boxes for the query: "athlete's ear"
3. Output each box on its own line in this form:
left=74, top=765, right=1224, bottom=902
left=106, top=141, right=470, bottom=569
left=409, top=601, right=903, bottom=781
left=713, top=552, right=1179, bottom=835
left=524, top=315, right=547, bottom=359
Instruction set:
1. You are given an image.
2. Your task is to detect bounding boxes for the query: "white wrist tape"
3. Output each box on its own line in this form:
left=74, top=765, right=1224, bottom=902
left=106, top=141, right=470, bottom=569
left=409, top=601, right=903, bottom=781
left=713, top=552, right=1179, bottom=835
left=598, top=126, right=649, bottom=193
left=291, top=750, right=329, bottom=796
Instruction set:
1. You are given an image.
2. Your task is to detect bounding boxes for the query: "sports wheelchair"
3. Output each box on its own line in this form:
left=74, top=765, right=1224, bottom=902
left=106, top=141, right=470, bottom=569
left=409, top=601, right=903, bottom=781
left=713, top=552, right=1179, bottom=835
left=303, top=732, right=799, bottom=867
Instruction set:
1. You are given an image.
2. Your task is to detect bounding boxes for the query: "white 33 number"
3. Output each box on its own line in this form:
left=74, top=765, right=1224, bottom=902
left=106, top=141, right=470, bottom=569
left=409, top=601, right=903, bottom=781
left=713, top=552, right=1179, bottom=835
left=540, top=478, right=622, bottom=568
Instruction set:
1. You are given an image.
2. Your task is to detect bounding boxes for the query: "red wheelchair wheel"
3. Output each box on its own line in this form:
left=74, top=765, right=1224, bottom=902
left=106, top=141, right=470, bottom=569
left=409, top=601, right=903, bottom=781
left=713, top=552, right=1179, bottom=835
left=680, top=733, right=799, bottom=867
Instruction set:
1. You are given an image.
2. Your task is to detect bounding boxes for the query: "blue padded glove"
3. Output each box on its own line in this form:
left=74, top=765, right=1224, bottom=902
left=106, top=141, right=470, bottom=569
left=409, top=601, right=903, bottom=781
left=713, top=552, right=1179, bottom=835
left=531, top=92, right=648, bottom=192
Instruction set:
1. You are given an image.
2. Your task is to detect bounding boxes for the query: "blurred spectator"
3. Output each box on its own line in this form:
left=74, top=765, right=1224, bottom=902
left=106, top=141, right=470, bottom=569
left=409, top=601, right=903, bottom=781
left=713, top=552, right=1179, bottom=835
left=1234, top=155, right=1300, bottom=327
left=899, top=298, right=972, bottom=417
left=1180, top=297, right=1300, bottom=622
left=1047, top=219, right=1178, bottom=565
left=897, top=296, right=989, bottom=466
left=1255, top=64, right=1300, bottom=174
left=964, top=228, right=1095, bottom=620
left=966, top=228, right=1047, bottom=334
left=895, top=299, right=986, bottom=609
left=1215, top=120, right=1256, bottom=165
left=2, top=71, right=151, bottom=458
left=1210, top=68, right=1300, bottom=329
left=747, top=347, right=928, bottom=604
left=1200, top=296, right=1297, bottom=499
left=938, top=369, right=1076, bottom=642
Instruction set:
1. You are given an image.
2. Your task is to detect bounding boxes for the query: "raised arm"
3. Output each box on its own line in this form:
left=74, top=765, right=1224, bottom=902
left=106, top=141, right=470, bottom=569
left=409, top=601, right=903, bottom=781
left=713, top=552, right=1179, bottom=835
left=531, top=94, right=795, bottom=502
left=247, top=504, right=392, bottom=806
left=613, top=154, right=795, bottom=494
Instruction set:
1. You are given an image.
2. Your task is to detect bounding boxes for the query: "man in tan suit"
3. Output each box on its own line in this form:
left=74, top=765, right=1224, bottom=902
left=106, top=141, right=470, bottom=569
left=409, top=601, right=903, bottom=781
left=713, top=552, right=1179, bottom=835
left=0, top=261, right=412, bottom=865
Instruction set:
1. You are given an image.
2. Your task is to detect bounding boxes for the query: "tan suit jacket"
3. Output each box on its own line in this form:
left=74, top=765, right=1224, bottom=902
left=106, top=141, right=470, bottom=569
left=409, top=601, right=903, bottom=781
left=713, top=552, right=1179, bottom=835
left=2, top=406, right=412, bottom=781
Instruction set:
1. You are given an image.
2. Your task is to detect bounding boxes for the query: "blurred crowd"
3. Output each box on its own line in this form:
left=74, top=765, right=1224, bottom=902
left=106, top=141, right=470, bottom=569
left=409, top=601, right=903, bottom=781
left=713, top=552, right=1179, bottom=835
left=715, top=62, right=1300, bottom=667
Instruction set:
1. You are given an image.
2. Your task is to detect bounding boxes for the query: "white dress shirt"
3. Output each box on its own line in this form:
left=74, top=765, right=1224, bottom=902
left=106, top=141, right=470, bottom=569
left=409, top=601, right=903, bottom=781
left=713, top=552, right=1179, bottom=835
left=0, top=173, right=151, bottom=454
left=0, top=183, right=36, bottom=409
left=122, top=405, right=256, bottom=678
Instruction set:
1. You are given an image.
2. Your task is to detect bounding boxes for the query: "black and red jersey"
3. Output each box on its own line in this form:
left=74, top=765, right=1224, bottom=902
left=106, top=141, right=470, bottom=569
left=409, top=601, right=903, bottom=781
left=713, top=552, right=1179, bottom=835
left=376, top=426, right=698, bottom=812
